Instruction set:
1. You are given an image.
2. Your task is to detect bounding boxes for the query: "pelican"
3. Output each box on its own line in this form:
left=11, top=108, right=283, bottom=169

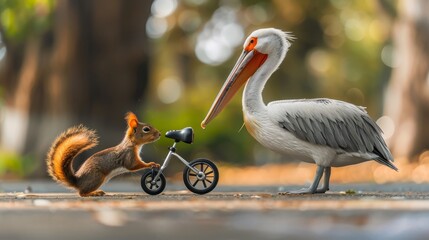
left=201, top=28, right=397, bottom=194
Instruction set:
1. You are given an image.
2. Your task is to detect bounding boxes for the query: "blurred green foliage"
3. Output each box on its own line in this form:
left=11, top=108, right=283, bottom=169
left=0, top=151, right=36, bottom=177
left=0, top=0, right=54, bottom=177
left=0, top=0, right=54, bottom=41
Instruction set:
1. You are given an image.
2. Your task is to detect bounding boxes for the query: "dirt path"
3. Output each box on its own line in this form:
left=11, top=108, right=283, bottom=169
left=1, top=181, right=429, bottom=240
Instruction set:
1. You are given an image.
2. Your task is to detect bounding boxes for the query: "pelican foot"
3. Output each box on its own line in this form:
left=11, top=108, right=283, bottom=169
left=278, top=187, right=328, bottom=195
left=315, top=187, right=329, bottom=194
left=278, top=188, right=315, bottom=195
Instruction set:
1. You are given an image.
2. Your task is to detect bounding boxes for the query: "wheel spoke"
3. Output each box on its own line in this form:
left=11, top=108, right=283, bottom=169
left=205, top=170, right=214, bottom=175
left=206, top=178, right=213, bottom=184
left=146, top=174, right=160, bottom=190
left=200, top=163, right=204, bottom=171
left=192, top=179, right=200, bottom=187
left=202, top=180, right=207, bottom=188
left=203, top=164, right=209, bottom=173
left=148, top=179, right=159, bottom=189
left=189, top=172, right=197, bottom=176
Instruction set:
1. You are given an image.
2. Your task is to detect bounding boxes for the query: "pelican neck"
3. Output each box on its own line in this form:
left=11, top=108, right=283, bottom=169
left=242, top=54, right=279, bottom=116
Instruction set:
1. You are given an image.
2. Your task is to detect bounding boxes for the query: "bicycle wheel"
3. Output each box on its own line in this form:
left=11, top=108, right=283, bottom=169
left=183, top=158, right=219, bottom=194
left=141, top=169, right=166, bottom=195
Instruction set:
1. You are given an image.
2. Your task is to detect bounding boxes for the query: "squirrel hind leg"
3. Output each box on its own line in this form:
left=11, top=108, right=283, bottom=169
left=79, top=190, right=105, bottom=197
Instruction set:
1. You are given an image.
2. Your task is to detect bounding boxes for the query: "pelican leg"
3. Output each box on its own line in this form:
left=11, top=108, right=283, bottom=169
left=315, top=167, right=331, bottom=193
left=284, top=165, right=325, bottom=194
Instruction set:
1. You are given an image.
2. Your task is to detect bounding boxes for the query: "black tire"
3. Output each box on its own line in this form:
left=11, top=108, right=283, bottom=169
left=141, top=169, right=166, bottom=195
left=183, top=158, right=219, bottom=194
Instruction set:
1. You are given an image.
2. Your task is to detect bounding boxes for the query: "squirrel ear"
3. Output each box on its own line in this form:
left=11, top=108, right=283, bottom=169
left=125, top=112, right=139, bottom=128
left=129, top=119, right=138, bottom=129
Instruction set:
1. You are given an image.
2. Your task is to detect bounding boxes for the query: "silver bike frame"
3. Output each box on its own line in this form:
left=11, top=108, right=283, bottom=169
left=151, top=142, right=201, bottom=183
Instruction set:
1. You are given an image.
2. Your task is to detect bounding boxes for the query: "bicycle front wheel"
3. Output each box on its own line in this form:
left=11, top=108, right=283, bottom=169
left=141, top=169, right=166, bottom=195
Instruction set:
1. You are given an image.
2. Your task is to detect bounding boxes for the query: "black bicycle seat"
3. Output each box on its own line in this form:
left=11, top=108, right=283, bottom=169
left=165, top=127, right=194, bottom=144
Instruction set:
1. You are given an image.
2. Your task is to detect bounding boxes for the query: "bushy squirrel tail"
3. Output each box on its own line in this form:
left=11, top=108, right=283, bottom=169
left=46, top=125, right=98, bottom=188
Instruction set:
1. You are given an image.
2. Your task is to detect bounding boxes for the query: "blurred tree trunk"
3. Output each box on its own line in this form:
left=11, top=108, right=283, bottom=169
left=384, top=0, right=429, bottom=161
left=0, top=0, right=152, bottom=176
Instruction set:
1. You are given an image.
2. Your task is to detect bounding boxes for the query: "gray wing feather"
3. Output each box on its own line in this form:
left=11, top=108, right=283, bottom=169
left=268, top=99, right=395, bottom=169
left=331, top=121, right=347, bottom=148
left=338, top=121, right=358, bottom=152
left=296, top=116, right=307, bottom=134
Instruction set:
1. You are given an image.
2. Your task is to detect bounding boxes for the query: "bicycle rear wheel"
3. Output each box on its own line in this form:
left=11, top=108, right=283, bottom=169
left=183, top=158, right=219, bottom=194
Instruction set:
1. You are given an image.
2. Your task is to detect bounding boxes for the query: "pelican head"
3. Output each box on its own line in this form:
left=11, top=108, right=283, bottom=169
left=201, top=28, right=293, bottom=129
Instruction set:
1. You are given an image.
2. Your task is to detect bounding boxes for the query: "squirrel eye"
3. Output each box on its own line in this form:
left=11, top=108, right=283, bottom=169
left=142, top=126, right=150, bottom=133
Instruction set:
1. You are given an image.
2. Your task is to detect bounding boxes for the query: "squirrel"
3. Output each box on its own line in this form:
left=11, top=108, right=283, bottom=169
left=46, top=112, right=161, bottom=197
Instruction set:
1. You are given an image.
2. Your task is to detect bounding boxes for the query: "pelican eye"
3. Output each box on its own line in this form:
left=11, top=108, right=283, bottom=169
left=245, top=37, right=258, bottom=51
left=142, top=126, right=151, bottom=133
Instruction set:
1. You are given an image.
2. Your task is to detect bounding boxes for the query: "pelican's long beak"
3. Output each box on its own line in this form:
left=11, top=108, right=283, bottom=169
left=201, top=49, right=268, bottom=129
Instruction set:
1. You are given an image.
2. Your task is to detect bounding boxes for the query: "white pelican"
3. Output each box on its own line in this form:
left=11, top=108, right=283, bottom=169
left=201, top=28, right=397, bottom=194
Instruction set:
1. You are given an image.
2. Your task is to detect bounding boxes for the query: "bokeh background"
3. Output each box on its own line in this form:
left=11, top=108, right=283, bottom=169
left=0, top=0, right=428, bottom=185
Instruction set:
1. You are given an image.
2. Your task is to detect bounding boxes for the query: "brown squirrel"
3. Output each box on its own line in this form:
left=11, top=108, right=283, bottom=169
left=46, top=112, right=161, bottom=197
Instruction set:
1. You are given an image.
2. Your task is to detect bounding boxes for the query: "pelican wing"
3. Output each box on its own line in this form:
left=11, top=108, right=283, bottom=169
left=267, top=98, right=395, bottom=168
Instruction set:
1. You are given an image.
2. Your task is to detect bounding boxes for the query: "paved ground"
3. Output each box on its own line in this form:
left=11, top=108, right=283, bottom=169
left=1, top=181, right=429, bottom=240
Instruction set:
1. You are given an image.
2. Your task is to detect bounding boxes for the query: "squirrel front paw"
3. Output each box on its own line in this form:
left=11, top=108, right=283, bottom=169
left=148, top=162, right=160, bottom=168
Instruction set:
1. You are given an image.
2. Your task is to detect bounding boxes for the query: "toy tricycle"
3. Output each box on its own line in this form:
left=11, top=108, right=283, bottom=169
left=140, top=127, right=219, bottom=195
